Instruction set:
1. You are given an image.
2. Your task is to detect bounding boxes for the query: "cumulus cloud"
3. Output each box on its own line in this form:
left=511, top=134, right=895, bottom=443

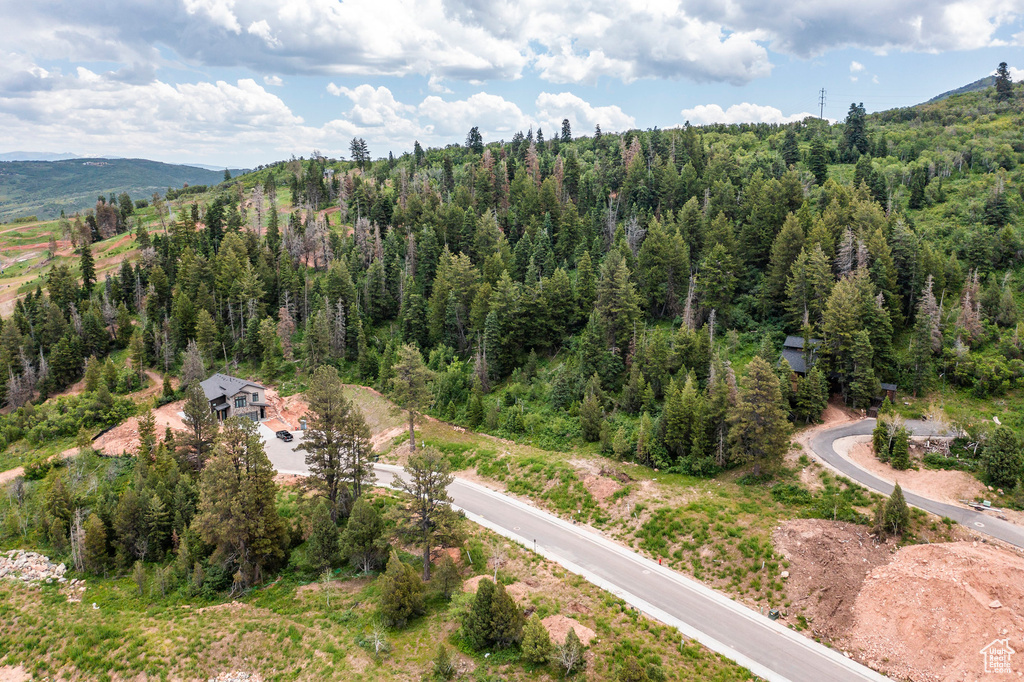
left=535, top=92, right=635, bottom=134
left=247, top=19, right=281, bottom=47
left=680, top=103, right=816, bottom=125
left=0, top=56, right=626, bottom=164
left=850, top=61, right=865, bottom=72
left=263, top=75, right=283, bottom=86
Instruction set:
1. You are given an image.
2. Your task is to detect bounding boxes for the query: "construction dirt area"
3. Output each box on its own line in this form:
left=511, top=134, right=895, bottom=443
left=776, top=518, right=1024, bottom=681
left=91, top=388, right=309, bottom=456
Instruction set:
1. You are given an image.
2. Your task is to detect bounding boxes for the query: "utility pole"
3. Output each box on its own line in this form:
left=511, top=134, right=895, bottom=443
left=818, top=88, right=827, bottom=120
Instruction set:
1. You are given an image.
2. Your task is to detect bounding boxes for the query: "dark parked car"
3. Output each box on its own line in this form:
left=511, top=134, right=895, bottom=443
left=275, top=430, right=293, bottom=442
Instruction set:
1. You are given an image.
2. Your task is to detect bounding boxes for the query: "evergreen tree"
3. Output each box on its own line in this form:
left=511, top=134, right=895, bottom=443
left=83, top=512, right=108, bottom=575
left=194, top=417, right=287, bottom=587
left=393, top=447, right=460, bottom=580
left=466, top=126, right=484, bottom=154
left=432, top=644, right=456, bottom=680
left=430, top=553, right=462, bottom=600
left=995, top=62, right=1014, bottom=102
left=463, top=577, right=496, bottom=650
left=79, top=244, right=96, bottom=295
left=390, top=344, right=434, bottom=450
left=555, top=627, right=586, bottom=676
left=872, top=420, right=890, bottom=462
left=522, top=613, right=553, bottom=666
left=982, top=427, right=1022, bottom=489
left=879, top=483, right=910, bottom=536
left=307, top=499, right=340, bottom=574
left=579, top=389, right=603, bottom=442
left=781, top=128, right=800, bottom=167
left=304, top=365, right=375, bottom=521
left=890, top=427, right=910, bottom=470
left=177, top=382, right=217, bottom=471
left=378, top=552, right=425, bottom=627
left=728, top=357, right=790, bottom=477
left=340, top=495, right=389, bottom=573
left=843, top=102, right=869, bottom=157
left=792, top=365, right=828, bottom=424
left=489, top=581, right=525, bottom=648
left=808, top=136, right=829, bottom=186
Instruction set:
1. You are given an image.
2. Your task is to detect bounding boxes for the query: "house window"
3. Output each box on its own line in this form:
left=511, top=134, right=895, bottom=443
left=252, top=392, right=260, bottom=402
left=235, top=396, right=247, bottom=408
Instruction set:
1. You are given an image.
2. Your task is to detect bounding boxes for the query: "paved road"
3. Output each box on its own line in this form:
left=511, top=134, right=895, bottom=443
left=809, top=419, right=1024, bottom=549
left=264, top=429, right=888, bottom=682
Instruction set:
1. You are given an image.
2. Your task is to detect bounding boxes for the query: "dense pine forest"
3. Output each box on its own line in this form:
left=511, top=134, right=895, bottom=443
left=3, top=74, right=1024, bottom=471
left=0, top=70, right=1023, bottom=600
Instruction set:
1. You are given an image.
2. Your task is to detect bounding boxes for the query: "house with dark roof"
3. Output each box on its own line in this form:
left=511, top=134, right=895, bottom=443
left=200, top=373, right=268, bottom=422
left=780, top=335, right=821, bottom=375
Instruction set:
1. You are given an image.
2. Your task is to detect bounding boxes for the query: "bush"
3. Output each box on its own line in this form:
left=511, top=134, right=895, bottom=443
left=377, top=553, right=425, bottom=627
left=982, top=427, right=1022, bottom=489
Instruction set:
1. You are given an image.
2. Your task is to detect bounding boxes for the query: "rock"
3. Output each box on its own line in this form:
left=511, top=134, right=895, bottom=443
left=990, top=600, right=1003, bottom=609
left=781, top=571, right=790, bottom=579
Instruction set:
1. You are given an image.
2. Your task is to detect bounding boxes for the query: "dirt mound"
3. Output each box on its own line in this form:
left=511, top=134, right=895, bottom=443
left=541, top=614, right=596, bottom=645
left=773, top=519, right=896, bottom=639
left=0, top=666, right=30, bottom=682
left=848, top=541, right=1024, bottom=682
left=264, top=388, right=308, bottom=430
left=840, top=436, right=988, bottom=508
left=93, top=399, right=186, bottom=456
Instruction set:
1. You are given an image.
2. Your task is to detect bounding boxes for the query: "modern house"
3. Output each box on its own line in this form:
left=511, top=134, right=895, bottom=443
left=200, top=373, right=268, bottom=422
left=780, top=336, right=821, bottom=375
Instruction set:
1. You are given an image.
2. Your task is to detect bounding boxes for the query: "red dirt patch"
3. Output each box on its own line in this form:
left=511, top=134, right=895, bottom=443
left=848, top=541, right=1024, bottom=682
left=541, top=614, right=596, bottom=645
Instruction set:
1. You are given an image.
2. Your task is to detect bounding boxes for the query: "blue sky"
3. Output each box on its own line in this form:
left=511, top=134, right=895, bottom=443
left=0, top=0, right=1021, bottom=167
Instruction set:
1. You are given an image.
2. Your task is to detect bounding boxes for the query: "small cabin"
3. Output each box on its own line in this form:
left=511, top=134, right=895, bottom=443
left=780, top=336, right=821, bottom=376
left=200, top=373, right=268, bottom=422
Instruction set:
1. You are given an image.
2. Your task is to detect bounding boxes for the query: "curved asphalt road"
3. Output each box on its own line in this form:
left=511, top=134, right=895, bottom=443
left=809, top=419, right=1024, bottom=549
left=264, top=425, right=889, bottom=682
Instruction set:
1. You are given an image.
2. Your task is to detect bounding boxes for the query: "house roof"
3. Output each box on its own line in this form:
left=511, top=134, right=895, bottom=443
left=200, top=373, right=266, bottom=402
left=880, top=383, right=897, bottom=392
left=781, top=348, right=809, bottom=374
left=783, top=336, right=822, bottom=350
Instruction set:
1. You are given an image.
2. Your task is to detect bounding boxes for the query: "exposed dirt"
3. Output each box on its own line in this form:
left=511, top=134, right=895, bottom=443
left=848, top=541, right=1024, bottom=682
left=773, top=519, right=898, bottom=640
left=92, top=398, right=186, bottom=455
left=838, top=436, right=989, bottom=507
left=541, top=614, right=597, bottom=646
left=296, top=577, right=372, bottom=595
left=263, top=388, right=307, bottom=430
left=371, top=426, right=405, bottom=452
left=0, top=666, right=30, bottom=682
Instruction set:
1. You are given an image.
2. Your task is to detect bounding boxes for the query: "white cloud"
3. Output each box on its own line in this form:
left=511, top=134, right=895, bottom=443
left=850, top=61, right=865, bottom=72
left=247, top=19, right=281, bottom=47
left=0, top=58, right=627, bottom=164
left=1001, top=65, right=1024, bottom=80
left=680, top=103, right=816, bottom=125
left=263, top=75, right=283, bottom=86
left=427, top=75, right=452, bottom=94
left=535, top=92, right=635, bottom=134
left=182, top=0, right=240, bottom=34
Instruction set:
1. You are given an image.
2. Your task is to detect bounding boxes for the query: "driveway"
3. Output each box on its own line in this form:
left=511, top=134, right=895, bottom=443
left=258, top=423, right=309, bottom=474
left=809, top=419, right=1024, bottom=549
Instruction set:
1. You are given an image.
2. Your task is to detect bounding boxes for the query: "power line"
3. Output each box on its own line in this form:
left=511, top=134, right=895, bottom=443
left=818, top=88, right=827, bottom=119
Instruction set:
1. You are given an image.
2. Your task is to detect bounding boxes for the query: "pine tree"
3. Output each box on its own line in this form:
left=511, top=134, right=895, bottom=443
left=729, top=357, right=790, bottom=477
left=792, top=365, right=828, bottom=424
left=430, top=553, right=462, bottom=600
left=340, top=495, right=389, bottom=573
left=995, top=62, right=1014, bottom=102
left=463, top=577, right=496, bottom=650
left=393, top=447, right=460, bottom=581
left=579, top=390, right=603, bottom=442
left=378, top=552, right=425, bottom=627
left=555, top=627, right=586, bottom=675
left=304, top=365, right=375, bottom=521
left=83, top=512, right=108, bottom=574
left=79, top=244, right=96, bottom=295
left=982, top=427, right=1021, bottom=489
left=177, top=382, right=217, bottom=471
left=432, top=644, right=456, bottom=680
left=521, top=613, right=553, bottom=666
left=880, top=483, right=910, bottom=536
left=194, top=417, right=287, bottom=587
left=308, top=499, right=340, bottom=574
left=872, top=420, right=890, bottom=462
left=489, top=581, right=525, bottom=648
left=808, top=136, right=829, bottom=185
left=390, top=344, right=434, bottom=451
left=890, top=427, right=910, bottom=470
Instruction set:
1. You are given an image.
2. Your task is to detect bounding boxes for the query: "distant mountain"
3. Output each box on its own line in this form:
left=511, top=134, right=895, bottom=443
left=925, top=76, right=996, bottom=104
left=0, top=151, right=80, bottom=162
left=0, top=158, right=245, bottom=222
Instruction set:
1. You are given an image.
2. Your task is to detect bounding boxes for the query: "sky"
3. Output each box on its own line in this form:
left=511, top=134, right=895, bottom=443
left=0, top=0, right=1022, bottom=168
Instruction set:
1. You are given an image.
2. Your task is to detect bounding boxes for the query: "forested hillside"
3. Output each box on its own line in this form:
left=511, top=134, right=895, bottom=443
left=0, top=158, right=245, bottom=221
left=2, top=74, right=1023, bottom=480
